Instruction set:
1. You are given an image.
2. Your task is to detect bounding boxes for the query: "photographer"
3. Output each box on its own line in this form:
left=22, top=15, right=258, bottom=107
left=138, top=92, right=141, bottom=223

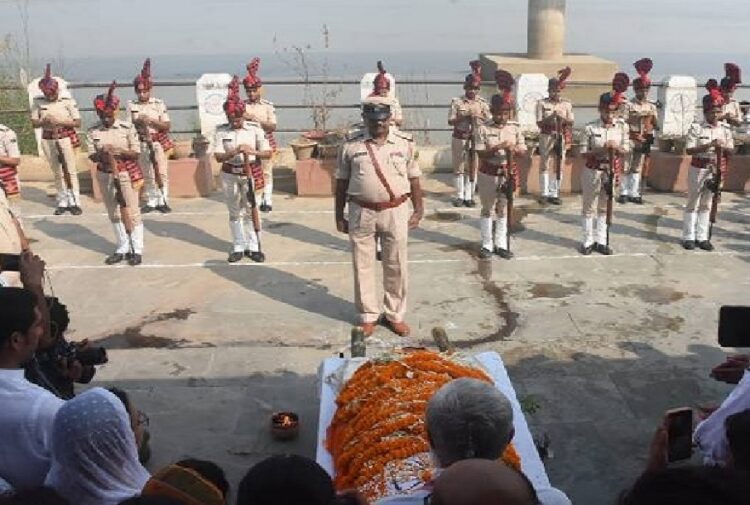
left=24, top=297, right=105, bottom=400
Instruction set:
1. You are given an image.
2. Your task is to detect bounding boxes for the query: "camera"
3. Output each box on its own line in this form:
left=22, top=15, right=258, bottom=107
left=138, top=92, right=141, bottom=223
left=60, top=341, right=109, bottom=367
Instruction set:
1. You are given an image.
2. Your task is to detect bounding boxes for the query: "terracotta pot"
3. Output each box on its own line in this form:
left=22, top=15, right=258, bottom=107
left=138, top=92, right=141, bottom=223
left=270, top=412, right=299, bottom=441
left=291, top=140, right=318, bottom=161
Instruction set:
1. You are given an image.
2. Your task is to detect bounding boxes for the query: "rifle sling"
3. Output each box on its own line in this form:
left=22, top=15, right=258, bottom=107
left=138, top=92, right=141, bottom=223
left=365, top=141, right=397, bottom=202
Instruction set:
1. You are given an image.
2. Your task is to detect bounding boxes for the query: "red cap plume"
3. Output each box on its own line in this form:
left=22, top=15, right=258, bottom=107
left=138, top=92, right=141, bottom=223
left=224, top=76, right=246, bottom=118
left=549, top=67, right=571, bottom=91
left=243, top=57, right=262, bottom=88
left=633, top=58, right=652, bottom=89
left=94, top=81, right=120, bottom=113
left=465, top=60, right=482, bottom=87
left=133, top=57, right=153, bottom=90
left=373, top=60, right=391, bottom=91
left=38, top=63, right=59, bottom=94
left=704, top=78, right=725, bottom=110
left=721, top=63, right=741, bottom=91
left=492, top=70, right=515, bottom=109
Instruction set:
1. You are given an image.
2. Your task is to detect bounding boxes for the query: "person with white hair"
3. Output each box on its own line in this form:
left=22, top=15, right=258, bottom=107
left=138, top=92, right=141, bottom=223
left=45, top=387, right=150, bottom=505
left=376, top=378, right=570, bottom=505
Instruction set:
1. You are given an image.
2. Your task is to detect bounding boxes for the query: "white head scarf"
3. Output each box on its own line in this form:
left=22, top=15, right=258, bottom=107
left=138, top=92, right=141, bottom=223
left=45, top=387, right=150, bottom=505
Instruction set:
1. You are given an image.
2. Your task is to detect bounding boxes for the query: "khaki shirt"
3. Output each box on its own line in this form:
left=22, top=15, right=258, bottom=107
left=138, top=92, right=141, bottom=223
left=582, top=119, right=631, bottom=155
left=624, top=98, right=658, bottom=133
left=722, top=99, right=742, bottom=124
left=30, top=96, right=81, bottom=133
left=686, top=121, right=734, bottom=161
left=476, top=120, right=527, bottom=165
left=213, top=122, right=270, bottom=169
left=244, top=99, right=277, bottom=129
left=126, top=97, right=171, bottom=137
left=0, top=187, right=22, bottom=255
left=362, top=95, right=404, bottom=124
left=86, top=120, right=141, bottom=156
left=0, top=124, right=20, bottom=159
left=336, top=128, right=421, bottom=203
left=536, top=98, right=574, bottom=126
left=449, top=96, right=490, bottom=137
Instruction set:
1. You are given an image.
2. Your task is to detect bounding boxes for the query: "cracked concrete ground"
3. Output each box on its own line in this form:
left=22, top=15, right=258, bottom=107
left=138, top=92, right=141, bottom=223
left=15, top=175, right=750, bottom=504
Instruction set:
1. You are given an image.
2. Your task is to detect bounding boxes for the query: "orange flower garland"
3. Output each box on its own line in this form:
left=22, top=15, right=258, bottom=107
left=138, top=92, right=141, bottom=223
left=326, top=351, right=522, bottom=501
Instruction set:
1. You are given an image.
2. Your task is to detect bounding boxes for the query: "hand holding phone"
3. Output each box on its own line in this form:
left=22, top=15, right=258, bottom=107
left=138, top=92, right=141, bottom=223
left=718, top=306, right=750, bottom=348
left=665, top=408, right=693, bottom=463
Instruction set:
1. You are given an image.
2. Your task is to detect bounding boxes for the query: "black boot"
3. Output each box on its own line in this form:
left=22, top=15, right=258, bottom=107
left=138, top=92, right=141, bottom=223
left=479, top=247, right=493, bottom=259
left=681, top=240, right=696, bottom=250
left=595, top=243, right=613, bottom=255
left=617, top=195, right=628, bottom=204
left=69, top=206, right=83, bottom=215
left=697, top=240, right=714, bottom=251
left=494, top=247, right=514, bottom=259
left=228, top=251, right=243, bottom=263
left=128, top=254, right=143, bottom=266
left=247, top=250, right=266, bottom=263
left=105, top=253, right=124, bottom=265
left=580, top=244, right=594, bottom=256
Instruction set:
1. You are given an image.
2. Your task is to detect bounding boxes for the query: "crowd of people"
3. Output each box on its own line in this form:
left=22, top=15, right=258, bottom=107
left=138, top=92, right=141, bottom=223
left=1, top=251, right=750, bottom=504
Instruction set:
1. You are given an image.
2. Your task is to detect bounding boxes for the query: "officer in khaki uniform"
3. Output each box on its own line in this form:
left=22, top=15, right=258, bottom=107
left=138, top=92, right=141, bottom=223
left=476, top=82, right=527, bottom=260
left=682, top=82, right=734, bottom=252
left=0, top=184, right=27, bottom=287
left=30, top=64, right=83, bottom=215
left=214, top=77, right=272, bottom=263
left=87, top=83, right=145, bottom=266
left=127, top=58, right=174, bottom=213
left=335, top=102, right=423, bottom=338
left=620, top=58, right=658, bottom=205
left=536, top=67, right=574, bottom=205
left=720, top=63, right=742, bottom=129
left=448, top=60, right=491, bottom=207
left=0, top=123, right=22, bottom=216
left=242, top=58, right=278, bottom=212
left=362, top=61, right=404, bottom=128
left=579, top=73, right=631, bottom=256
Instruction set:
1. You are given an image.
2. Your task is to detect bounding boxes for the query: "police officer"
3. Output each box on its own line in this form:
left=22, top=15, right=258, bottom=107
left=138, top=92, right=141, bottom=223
left=335, top=102, right=423, bottom=337
left=720, top=63, right=742, bottom=128
left=243, top=57, right=278, bottom=212
left=127, top=58, right=174, bottom=213
left=87, top=82, right=145, bottom=266
left=536, top=67, right=574, bottom=205
left=30, top=64, right=83, bottom=215
left=0, top=123, right=21, bottom=216
left=214, top=77, right=272, bottom=263
left=448, top=61, right=491, bottom=207
left=475, top=74, right=527, bottom=260
left=620, top=58, right=658, bottom=205
left=580, top=73, right=631, bottom=256
left=681, top=81, right=734, bottom=251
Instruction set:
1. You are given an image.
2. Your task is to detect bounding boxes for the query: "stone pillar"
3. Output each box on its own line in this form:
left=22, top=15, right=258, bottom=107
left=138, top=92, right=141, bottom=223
left=527, top=0, right=566, bottom=60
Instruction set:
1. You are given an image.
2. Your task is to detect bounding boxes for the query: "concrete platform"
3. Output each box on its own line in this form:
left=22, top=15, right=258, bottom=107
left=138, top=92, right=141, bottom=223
left=14, top=177, right=750, bottom=504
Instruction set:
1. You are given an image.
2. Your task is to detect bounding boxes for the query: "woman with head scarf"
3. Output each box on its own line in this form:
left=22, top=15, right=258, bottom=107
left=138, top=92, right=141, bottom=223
left=579, top=73, right=631, bottom=256
left=681, top=80, right=734, bottom=252
left=475, top=70, right=527, bottom=260
left=126, top=58, right=174, bottom=214
left=87, top=82, right=145, bottom=266
left=45, top=387, right=150, bottom=505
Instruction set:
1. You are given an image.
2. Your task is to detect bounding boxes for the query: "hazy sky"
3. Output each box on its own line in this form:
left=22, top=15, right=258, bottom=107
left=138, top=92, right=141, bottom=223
left=0, top=0, right=748, bottom=58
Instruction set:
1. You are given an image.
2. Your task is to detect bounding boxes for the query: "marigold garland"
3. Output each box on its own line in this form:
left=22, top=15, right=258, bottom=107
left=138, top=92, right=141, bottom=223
left=326, top=351, right=522, bottom=501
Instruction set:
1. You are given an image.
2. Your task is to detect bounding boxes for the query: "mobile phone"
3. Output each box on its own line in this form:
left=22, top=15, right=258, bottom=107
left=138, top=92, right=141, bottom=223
left=665, top=408, right=693, bottom=462
left=0, top=254, right=21, bottom=272
left=718, top=306, right=750, bottom=347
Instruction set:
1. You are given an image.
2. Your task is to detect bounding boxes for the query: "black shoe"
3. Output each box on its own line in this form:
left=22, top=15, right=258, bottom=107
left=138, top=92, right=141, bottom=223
left=128, top=254, right=142, bottom=266
left=376, top=250, right=383, bottom=261
left=479, top=247, right=493, bottom=259
left=681, top=240, right=696, bottom=250
left=629, top=196, right=643, bottom=205
left=452, top=198, right=464, bottom=208
left=595, top=243, right=613, bottom=255
left=259, top=203, right=272, bottom=213
left=548, top=196, right=562, bottom=206
left=538, top=197, right=549, bottom=205
left=249, top=251, right=266, bottom=263
left=105, top=253, right=124, bottom=265
left=494, top=247, right=514, bottom=259
left=617, top=195, right=628, bottom=204
left=228, top=251, right=244, bottom=263
left=464, top=199, right=476, bottom=208
left=157, top=204, right=172, bottom=213
left=580, top=244, right=594, bottom=256
left=141, top=205, right=156, bottom=214
left=53, top=207, right=67, bottom=215
left=69, top=206, right=83, bottom=216
left=697, top=240, right=714, bottom=251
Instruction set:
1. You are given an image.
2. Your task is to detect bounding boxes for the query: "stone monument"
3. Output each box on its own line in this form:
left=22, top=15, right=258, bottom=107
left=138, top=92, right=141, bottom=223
left=480, top=0, right=617, bottom=102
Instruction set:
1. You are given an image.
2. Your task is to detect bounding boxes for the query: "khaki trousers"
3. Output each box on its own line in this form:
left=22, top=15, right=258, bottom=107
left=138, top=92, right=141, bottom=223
left=97, top=171, right=142, bottom=227
left=139, top=141, right=169, bottom=207
left=477, top=172, right=509, bottom=219
left=221, top=171, right=261, bottom=252
left=451, top=137, right=470, bottom=175
left=682, top=165, right=714, bottom=241
left=261, top=155, right=275, bottom=205
left=349, top=201, right=410, bottom=324
left=41, top=137, right=80, bottom=208
left=624, top=145, right=647, bottom=175
left=581, top=167, right=610, bottom=218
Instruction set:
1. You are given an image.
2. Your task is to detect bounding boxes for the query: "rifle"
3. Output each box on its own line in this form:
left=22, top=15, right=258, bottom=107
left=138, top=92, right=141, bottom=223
left=52, top=127, right=78, bottom=207
left=242, top=152, right=263, bottom=255
left=136, top=118, right=168, bottom=208
left=605, top=147, right=616, bottom=247
left=106, top=149, right=135, bottom=257
left=640, top=114, right=655, bottom=178
left=709, top=145, right=723, bottom=240
left=505, top=146, right=515, bottom=253
left=553, top=115, right=564, bottom=188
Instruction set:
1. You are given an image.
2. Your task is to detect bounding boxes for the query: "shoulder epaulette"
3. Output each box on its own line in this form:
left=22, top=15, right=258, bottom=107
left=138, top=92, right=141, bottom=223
left=260, top=98, right=274, bottom=106
left=345, top=128, right=365, bottom=141
left=393, top=129, right=413, bottom=142
left=244, top=121, right=262, bottom=130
